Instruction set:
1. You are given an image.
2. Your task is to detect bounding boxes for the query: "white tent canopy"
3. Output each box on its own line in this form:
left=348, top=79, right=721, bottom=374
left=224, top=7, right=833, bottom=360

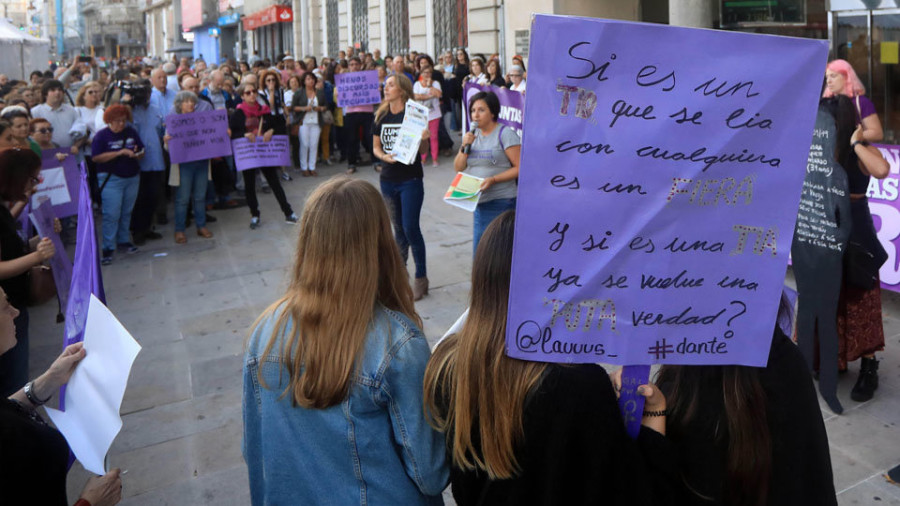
left=0, top=19, right=50, bottom=81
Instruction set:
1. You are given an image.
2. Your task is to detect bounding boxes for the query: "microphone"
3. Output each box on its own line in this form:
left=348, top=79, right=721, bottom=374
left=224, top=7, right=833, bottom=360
left=462, top=123, right=478, bottom=155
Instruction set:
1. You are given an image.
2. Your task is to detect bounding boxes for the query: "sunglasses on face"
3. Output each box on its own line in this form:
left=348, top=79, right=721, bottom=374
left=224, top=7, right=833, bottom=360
left=36, top=127, right=53, bottom=133
left=243, top=90, right=257, bottom=95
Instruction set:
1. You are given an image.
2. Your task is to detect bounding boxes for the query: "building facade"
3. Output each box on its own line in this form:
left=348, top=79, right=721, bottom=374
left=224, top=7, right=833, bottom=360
left=82, top=0, right=145, bottom=58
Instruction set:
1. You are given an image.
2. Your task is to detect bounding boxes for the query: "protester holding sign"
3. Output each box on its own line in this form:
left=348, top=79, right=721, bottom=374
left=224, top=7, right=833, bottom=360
left=0, top=288, right=124, bottom=506
left=242, top=178, right=448, bottom=505
left=164, top=92, right=213, bottom=244
left=485, top=60, right=507, bottom=89
left=424, top=212, right=673, bottom=506
left=0, top=148, right=57, bottom=396
left=372, top=74, right=431, bottom=301
left=454, top=90, right=521, bottom=252
left=230, top=82, right=298, bottom=229
left=654, top=316, right=837, bottom=506
left=463, top=58, right=488, bottom=87
left=413, top=66, right=442, bottom=167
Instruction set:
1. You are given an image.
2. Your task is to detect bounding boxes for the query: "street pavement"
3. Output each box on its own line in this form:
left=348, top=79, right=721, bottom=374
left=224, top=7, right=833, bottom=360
left=22, top=147, right=900, bottom=505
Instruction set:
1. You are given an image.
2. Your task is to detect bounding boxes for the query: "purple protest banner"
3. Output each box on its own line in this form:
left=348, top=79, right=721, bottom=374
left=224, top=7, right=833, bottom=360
left=32, top=149, right=80, bottom=218
left=60, top=164, right=106, bottom=410
left=335, top=70, right=381, bottom=108
left=462, top=82, right=525, bottom=137
left=30, top=198, right=73, bottom=314
left=865, top=143, right=900, bottom=292
left=165, top=109, right=232, bottom=164
left=232, top=135, right=291, bottom=171
left=506, top=15, right=828, bottom=367
left=617, top=365, right=650, bottom=439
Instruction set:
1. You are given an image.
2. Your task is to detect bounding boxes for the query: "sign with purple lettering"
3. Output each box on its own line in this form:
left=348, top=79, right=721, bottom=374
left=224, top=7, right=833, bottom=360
left=506, top=15, right=828, bottom=366
left=231, top=135, right=291, bottom=171
left=165, top=109, right=231, bottom=164
left=867, top=144, right=900, bottom=292
left=462, top=82, right=525, bottom=137
left=32, top=149, right=80, bottom=218
left=335, top=70, right=381, bottom=108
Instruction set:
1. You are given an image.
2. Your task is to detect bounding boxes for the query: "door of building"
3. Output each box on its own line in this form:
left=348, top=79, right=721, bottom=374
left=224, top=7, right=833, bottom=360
left=835, top=9, right=900, bottom=142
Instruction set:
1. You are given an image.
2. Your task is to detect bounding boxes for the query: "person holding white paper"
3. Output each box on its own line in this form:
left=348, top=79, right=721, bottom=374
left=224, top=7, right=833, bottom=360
left=372, top=74, right=432, bottom=300
left=0, top=287, right=123, bottom=506
left=454, top=90, right=521, bottom=253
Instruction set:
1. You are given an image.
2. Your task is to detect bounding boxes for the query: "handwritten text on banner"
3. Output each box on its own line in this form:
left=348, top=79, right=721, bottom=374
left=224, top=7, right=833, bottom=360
left=335, top=70, right=381, bottom=108
left=165, top=109, right=232, bottom=164
left=232, top=135, right=291, bottom=171
left=506, top=15, right=828, bottom=366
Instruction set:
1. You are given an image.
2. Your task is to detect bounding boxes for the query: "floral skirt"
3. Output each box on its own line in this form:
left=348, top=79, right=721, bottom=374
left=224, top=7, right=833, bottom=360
left=836, top=277, right=885, bottom=370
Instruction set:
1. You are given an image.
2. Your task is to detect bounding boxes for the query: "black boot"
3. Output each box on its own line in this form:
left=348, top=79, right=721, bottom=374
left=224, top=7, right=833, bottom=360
left=851, top=357, right=879, bottom=402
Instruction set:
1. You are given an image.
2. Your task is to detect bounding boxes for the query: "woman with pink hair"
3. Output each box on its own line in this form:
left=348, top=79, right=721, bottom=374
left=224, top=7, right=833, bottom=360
left=824, top=59, right=883, bottom=142
left=819, top=59, right=889, bottom=403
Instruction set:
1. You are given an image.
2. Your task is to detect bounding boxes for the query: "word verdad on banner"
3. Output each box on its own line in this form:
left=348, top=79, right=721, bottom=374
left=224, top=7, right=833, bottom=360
left=506, top=15, right=828, bottom=367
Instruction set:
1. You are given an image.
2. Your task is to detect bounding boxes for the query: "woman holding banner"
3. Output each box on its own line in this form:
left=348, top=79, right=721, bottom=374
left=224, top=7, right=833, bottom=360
left=164, top=91, right=213, bottom=244
left=424, top=211, right=673, bottom=506
left=648, top=305, right=837, bottom=505
left=819, top=60, right=890, bottom=402
left=463, top=58, right=489, bottom=87
left=230, top=82, right=298, bottom=229
left=291, top=72, right=326, bottom=177
left=0, top=148, right=56, bottom=396
left=455, top=90, right=521, bottom=253
left=372, top=74, right=431, bottom=301
left=485, top=60, right=507, bottom=89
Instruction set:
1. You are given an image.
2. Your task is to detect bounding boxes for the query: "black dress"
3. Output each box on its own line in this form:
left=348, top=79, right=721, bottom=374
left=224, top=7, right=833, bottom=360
left=0, top=399, right=71, bottom=505
left=658, top=332, right=837, bottom=506
left=441, top=364, right=676, bottom=506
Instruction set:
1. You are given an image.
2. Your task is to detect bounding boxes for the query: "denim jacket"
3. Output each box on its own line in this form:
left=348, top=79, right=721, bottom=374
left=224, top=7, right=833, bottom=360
left=242, top=304, right=449, bottom=506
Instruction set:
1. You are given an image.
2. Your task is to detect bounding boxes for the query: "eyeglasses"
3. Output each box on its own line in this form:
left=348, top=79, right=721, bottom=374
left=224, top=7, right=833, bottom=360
left=243, top=90, right=257, bottom=95
left=265, top=78, right=277, bottom=82
left=36, top=128, right=53, bottom=133
left=510, top=74, right=522, bottom=77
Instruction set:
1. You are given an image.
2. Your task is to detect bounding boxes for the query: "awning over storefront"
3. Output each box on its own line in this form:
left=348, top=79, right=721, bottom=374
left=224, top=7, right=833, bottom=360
left=242, top=5, right=292, bottom=31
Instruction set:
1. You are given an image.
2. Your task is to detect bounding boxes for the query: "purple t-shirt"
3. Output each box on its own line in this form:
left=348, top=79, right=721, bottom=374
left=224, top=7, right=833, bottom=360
left=91, top=125, right=144, bottom=178
left=854, top=95, right=876, bottom=125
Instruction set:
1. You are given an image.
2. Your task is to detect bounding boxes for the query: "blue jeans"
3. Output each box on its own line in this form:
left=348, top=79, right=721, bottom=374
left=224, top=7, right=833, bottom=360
left=175, top=161, right=209, bottom=232
left=100, top=173, right=140, bottom=251
left=380, top=178, right=427, bottom=279
left=473, top=198, right=516, bottom=255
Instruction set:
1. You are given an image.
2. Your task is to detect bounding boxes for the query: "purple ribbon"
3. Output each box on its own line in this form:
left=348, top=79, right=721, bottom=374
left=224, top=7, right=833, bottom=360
left=618, top=364, right=651, bottom=439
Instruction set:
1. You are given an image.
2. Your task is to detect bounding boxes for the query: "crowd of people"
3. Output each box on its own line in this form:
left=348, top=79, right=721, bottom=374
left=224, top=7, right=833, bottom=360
left=0, top=41, right=893, bottom=506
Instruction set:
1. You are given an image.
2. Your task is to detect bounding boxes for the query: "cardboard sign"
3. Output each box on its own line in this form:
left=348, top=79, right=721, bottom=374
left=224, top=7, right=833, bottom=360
left=506, top=15, right=828, bottom=366
left=232, top=135, right=291, bottom=171
left=32, top=149, right=80, bottom=218
left=335, top=70, right=381, bottom=108
left=165, top=109, right=232, bottom=164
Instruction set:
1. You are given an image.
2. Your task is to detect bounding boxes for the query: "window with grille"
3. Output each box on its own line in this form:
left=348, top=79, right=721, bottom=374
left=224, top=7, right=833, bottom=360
left=352, top=0, right=368, bottom=53
left=385, top=0, right=408, bottom=55
left=433, top=0, right=467, bottom=56
left=326, top=0, right=339, bottom=58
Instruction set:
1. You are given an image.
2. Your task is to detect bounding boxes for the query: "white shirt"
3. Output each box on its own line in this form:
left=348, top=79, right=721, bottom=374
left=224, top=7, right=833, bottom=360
left=302, top=95, right=319, bottom=125
left=510, top=80, right=526, bottom=93
left=413, top=81, right=442, bottom=121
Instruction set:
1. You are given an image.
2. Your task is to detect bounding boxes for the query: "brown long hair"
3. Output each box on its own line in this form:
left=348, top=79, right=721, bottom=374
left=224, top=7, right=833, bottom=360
left=658, top=355, right=773, bottom=506
left=253, top=177, right=420, bottom=409
left=375, top=74, right=413, bottom=123
left=424, top=211, right=548, bottom=479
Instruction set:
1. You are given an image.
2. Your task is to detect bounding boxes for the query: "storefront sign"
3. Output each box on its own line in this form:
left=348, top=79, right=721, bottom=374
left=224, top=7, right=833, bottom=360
left=242, top=5, right=292, bottom=31
left=181, top=0, right=204, bottom=31
left=721, top=0, right=805, bottom=26
left=218, top=12, right=240, bottom=27
left=515, top=30, right=530, bottom=58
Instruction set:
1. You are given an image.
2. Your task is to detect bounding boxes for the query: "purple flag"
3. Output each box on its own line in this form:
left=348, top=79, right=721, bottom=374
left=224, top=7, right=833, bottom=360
left=60, top=163, right=106, bottom=410
left=16, top=201, right=32, bottom=242
left=33, top=149, right=80, bottom=218
left=29, top=198, right=73, bottom=314
left=617, top=365, right=650, bottom=439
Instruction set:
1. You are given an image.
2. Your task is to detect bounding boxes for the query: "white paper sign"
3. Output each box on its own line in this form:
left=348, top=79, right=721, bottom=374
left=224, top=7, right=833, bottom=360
left=390, top=99, right=430, bottom=165
left=32, top=166, right=71, bottom=207
left=45, top=295, right=141, bottom=475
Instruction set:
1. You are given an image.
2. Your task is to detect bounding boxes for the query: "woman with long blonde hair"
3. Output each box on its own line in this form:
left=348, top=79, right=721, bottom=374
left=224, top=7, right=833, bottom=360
left=424, top=211, right=671, bottom=506
left=373, top=73, right=431, bottom=300
left=242, top=177, right=447, bottom=505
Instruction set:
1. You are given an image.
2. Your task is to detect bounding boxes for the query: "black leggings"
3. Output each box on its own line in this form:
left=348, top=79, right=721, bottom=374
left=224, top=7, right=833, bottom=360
left=242, top=167, right=293, bottom=218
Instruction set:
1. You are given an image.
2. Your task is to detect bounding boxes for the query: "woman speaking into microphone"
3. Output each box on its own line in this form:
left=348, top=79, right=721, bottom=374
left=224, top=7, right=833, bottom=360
left=454, top=90, right=521, bottom=253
